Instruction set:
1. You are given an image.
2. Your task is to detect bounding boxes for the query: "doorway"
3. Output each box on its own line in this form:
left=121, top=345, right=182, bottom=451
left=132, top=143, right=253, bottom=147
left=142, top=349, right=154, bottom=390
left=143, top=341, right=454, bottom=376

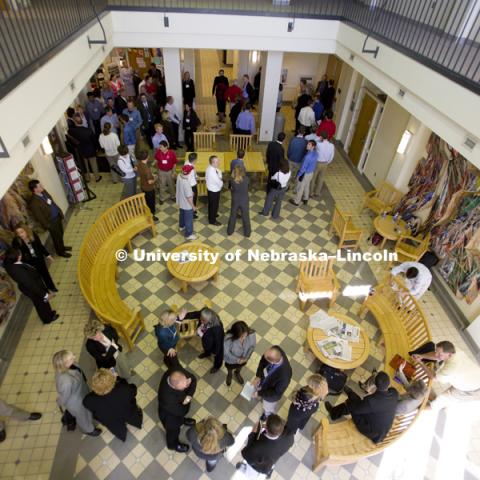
left=348, top=93, right=377, bottom=166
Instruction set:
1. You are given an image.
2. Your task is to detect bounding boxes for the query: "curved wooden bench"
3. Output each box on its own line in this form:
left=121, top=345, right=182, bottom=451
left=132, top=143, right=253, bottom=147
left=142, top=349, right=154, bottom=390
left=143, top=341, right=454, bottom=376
left=313, top=275, right=432, bottom=470
left=78, top=194, right=156, bottom=350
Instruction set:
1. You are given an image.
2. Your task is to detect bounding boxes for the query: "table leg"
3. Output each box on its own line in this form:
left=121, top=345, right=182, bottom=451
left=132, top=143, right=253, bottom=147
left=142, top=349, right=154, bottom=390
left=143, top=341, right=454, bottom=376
left=380, top=236, right=387, bottom=249
left=213, top=272, right=219, bottom=282
left=181, top=281, right=188, bottom=293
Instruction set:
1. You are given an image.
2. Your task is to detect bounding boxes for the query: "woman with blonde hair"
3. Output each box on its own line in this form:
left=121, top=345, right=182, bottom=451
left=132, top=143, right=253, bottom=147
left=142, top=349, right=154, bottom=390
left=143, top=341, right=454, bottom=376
left=227, top=164, right=251, bottom=237
left=83, top=368, right=142, bottom=442
left=186, top=416, right=234, bottom=472
left=52, top=350, right=101, bottom=436
left=84, top=319, right=133, bottom=380
left=285, top=374, right=328, bottom=433
left=154, top=310, right=182, bottom=368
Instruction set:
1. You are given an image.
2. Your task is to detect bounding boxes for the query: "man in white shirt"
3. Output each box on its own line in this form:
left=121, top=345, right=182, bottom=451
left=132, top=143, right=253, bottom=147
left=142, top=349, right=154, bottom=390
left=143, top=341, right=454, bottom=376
left=310, top=131, right=335, bottom=197
left=297, top=98, right=317, bottom=134
left=165, top=96, right=181, bottom=148
left=205, top=155, right=223, bottom=226
left=391, top=261, right=432, bottom=299
left=184, top=152, right=198, bottom=219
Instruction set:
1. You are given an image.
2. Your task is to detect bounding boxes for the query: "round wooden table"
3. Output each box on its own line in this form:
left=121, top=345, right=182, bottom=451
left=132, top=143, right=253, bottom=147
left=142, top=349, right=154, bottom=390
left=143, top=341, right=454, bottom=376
left=373, top=215, right=408, bottom=248
left=306, top=311, right=370, bottom=369
left=166, top=242, right=220, bottom=293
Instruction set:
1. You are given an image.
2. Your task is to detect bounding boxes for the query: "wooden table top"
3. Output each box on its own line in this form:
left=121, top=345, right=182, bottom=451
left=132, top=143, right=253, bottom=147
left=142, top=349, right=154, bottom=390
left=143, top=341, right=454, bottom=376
left=224, top=151, right=266, bottom=173
left=306, top=311, right=370, bottom=370
left=166, top=242, right=220, bottom=283
left=373, top=215, right=408, bottom=241
left=185, top=152, right=225, bottom=174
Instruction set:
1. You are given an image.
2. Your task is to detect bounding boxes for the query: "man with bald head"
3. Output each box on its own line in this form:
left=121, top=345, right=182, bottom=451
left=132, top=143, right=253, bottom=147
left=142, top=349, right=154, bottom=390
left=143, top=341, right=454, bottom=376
left=158, top=368, right=197, bottom=452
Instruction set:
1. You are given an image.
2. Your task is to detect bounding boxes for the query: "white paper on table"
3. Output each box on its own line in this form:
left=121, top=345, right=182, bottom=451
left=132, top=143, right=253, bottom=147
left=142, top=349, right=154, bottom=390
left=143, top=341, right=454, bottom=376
left=317, top=337, right=352, bottom=361
left=309, top=310, right=339, bottom=332
left=240, top=382, right=255, bottom=401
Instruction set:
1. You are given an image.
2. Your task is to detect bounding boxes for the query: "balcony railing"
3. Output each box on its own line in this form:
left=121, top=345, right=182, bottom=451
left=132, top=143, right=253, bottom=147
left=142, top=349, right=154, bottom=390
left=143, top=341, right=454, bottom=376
left=0, top=0, right=479, bottom=100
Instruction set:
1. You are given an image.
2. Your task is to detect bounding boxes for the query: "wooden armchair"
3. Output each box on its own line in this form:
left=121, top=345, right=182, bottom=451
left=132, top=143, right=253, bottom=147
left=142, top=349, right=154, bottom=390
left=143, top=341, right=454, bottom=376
left=393, top=232, right=431, bottom=264
left=362, top=181, right=403, bottom=215
left=196, top=177, right=207, bottom=198
left=330, top=205, right=363, bottom=250
left=194, top=132, right=216, bottom=151
left=230, top=134, right=253, bottom=152
left=296, top=259, right=340, bottom=311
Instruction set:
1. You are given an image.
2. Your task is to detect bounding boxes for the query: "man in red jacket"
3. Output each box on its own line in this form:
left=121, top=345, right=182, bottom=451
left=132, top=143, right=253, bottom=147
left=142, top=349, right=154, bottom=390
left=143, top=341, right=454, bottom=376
left=154, top=140, right=177, bottom=204
left=225, top=80, right=243, bottom=107
left=316, top=110, right=336, bottom=140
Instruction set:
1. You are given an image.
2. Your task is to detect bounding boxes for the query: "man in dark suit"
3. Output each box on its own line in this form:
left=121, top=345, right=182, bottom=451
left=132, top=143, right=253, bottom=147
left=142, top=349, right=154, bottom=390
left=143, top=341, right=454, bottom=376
left=158, top=368, right=197, bottom=452
left=236, top=414, right=294, bottom=477
left=137, top=93, right=156, bottom=147
left=266, top=132, right=286, bottom=182
left=3, top=248, right=59, bottom=324
left=325, top=371, right=399, bottom=443
left=28, top=180, right=71, bottom=258
left=212, top=69, right=229, bottom=120
left=114, top=88, right=128, bottom=115
left=252, top=345, right=292, bottom=419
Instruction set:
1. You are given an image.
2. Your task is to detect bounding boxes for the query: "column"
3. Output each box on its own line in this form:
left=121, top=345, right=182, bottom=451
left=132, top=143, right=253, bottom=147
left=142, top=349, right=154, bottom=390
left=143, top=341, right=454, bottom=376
left=182, top=49, right=195, bottom=80
left=232, top=50, right=240, bottom=82
left=163, top=48, right=183, bottom=141
left=258, top=51, right=283, bottom=142
left=237, top=50, right=250, bottom=83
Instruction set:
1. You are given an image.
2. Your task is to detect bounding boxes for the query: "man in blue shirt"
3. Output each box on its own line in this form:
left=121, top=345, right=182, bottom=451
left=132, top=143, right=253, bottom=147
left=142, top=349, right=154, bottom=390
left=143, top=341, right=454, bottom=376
left=122, top=100, right=142, bottom=130
left=230, top=149, right=246, bottom=173
left=120, top=114, right=137, bottom=160
left=312, top=95, right=324, bottom=123
left=289, top=140, right=318, bottom=206
left=85, top=92, right=104, bottom=137
left=236, top=104, right=256, bottom=135
left=287, top=126, right=307, bottom=179
left=100, top=107, right=119, bottom=134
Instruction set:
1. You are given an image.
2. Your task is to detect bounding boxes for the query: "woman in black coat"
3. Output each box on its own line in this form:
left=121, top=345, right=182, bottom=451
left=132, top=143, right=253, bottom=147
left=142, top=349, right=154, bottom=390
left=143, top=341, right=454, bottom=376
left=285, top=374, right=328, bottom=433
left=227, top=165, right=251, bottom=237
left=83, top=368, right=142, bottom=442
left=84, top=319, right=132, bottom=380
left=13, top=225, right=57, bottom=292
left=183, top=103, right=201, bottom=152
left=183, top=307, right=224, bottom=374
left=182, top=71, right=196, bottom=107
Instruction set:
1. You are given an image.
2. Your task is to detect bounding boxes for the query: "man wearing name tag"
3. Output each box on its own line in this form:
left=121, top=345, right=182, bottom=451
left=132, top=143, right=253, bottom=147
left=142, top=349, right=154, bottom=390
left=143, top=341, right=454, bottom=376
left=252, top=346, right=292, bottom=419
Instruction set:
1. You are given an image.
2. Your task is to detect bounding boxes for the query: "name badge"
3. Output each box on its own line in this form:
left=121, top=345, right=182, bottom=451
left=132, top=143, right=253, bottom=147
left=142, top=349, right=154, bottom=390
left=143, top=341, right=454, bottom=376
left=47, top=199, right=52, bottom=205
left=186, top=118, right=190, bottom=123
left=263, top=367, right=269, bottom=377
left=186, top=84, right=190, bottom=88
left=162, top=160, right=168, bottom=164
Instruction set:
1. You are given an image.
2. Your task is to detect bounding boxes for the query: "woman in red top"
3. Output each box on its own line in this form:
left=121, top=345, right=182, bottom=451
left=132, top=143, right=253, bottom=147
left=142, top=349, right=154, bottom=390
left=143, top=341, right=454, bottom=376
left=316, top=110, right=336, bottom=140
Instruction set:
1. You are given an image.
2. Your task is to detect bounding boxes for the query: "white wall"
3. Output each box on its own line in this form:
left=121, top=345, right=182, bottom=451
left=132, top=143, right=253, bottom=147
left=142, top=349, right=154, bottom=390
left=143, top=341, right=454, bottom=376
left=363, top=97, right=411, bottom=186
left=0, top=15, right=114, bottom=199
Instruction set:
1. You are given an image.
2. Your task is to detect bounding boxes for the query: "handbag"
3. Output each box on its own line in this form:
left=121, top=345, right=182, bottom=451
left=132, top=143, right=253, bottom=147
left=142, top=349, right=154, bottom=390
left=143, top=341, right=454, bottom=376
left=268, top=172, right=282, bottom=190
left=318, top=364, right=347, bottom=395
left=111, top=162, right=125, bottom=177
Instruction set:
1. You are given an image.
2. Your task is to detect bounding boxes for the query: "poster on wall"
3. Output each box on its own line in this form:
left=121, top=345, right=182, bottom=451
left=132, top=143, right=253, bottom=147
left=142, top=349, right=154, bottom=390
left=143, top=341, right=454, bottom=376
left=136, top=57, right=146, bottom=68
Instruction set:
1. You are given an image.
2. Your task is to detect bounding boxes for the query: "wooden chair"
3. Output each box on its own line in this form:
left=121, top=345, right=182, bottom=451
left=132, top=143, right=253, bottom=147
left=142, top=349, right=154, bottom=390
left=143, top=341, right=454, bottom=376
left=193, top=132, right=216, bottom=151
left=296, top=259, right=340, bottom=311
left=196, top=176, right=208, bottom=198
left=329, top=205, right=363, bottom=250
left=393, top=232, right=431, bottom=263
left=230, top=134, right=252, bottom=152
left=362, top=181, right=403, bottom=215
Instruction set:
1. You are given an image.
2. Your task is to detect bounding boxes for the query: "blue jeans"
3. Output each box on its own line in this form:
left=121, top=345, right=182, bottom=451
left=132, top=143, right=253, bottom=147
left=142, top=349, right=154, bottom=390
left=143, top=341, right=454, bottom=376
left=179, top=209, right=194, bottom=237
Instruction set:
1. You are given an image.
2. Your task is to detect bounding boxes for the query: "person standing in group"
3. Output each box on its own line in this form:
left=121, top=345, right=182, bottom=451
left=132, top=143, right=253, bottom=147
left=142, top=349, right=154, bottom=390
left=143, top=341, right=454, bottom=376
left=184, top=153, right=198, bottom=218
left=310, top=130, right=335, bottom=198
left=85, top=91, right=104, bottom=137
left=253, top=67, right=262, bottom=105
left=322, top=79, right=336, bottom=111
left=285, top=374, right=328, bottom=433
left=13, top=224, right=57, bottom=292
left=229, top=149, right=245, bottom=173
left=252, top=345, right=292, bottom=419
left=119, top=114, right=137, bottom=162
left=206, top=155, right=223, bottom=226
left=297, top=98, right=317, bottom=134
left=3, top=248, right=59, bottom=324
left=212, top=69, right=229, bottom=121
left=157, top=368, right=197, bottom=453
left=312, top=95, right=324, bottom=124
left=241, top=74, right=254, bottom=103
left=100, top=106, right=120, bottom=134
left=277, top=83, right=284, bottom=110
left=294, top=83, right=311, bottom=132
left=182, top=71, right=196, bottom=107
left=110, top=73, right=124, bottom=96
left=117, top=144, right=137, bottom=199
left=289, top=140, right=318, bottom=207
left=266, top=132, right=286, bottom=180
left=155, top=140, right=177, bottom=204
left=74, top=104, right=89, bottom=129
left=84, top=318, right=133, bottom=381
left=227, top=165, right=251, bottom=237
left=182, top=307, right=224, bottom=374
left=260, top=158, right=291, bottom=220
left=28, top=180, right=71, bottom=258
left=229, top=96, right=243, bottom=134
left=316, top=110, right=336, bottom=140
left=236, top=414, right=294, bottom=478
left=83, top=369, right=142, bottom=442
left=176, top=164, right=197, bottom=241
left=316, top=74, right=328, bottom=98
left=187, top=417, right=234, bottom=472
left=136, top=150, right=158, bottom=222
left=122, top=100, right=143, bottom=130
left=0, top=398, right=41, bottom=443
left=235, top=103, right=255, bottom=135
left=225, top=80, right=242, bottom=108
left=98, top=122, right=121, bottom=184
left=114, top=88, right=128, bottom=116
left=137, top=93, right=156, bottom=148
left=223, top=321, right=256, bottom=386
left=287, top=126, right=307, bottom=180
left=101, top=82, right=114, bottom=104
left=165, top=96, right=182, bottom=148
left=154, top=310, right=184, bottom=368
left=52, top=350, right=101, bottom=437
left=68, top=115, right=102, bottom=183
left=152, top=123, right=169, bottom=150
left=183, top=103, right=201, bottom=152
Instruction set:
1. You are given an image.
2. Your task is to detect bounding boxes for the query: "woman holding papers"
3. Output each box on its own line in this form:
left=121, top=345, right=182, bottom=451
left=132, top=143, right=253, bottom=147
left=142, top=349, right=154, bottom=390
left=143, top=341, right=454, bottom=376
left=285, top=374, right=328, bottom=433
left=223, top=321, right=256, bottom=386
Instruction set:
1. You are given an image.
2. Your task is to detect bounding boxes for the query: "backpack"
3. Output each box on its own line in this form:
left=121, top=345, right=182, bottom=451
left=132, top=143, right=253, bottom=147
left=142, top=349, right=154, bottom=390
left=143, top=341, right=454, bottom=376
left=318, top=364, right=347, bottom=395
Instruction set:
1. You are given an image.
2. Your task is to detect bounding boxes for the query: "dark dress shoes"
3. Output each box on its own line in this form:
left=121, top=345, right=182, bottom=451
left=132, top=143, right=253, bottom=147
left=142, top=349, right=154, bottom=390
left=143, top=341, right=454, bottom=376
left=210, top=221, right=221, bottom=226
left=28, top=412, right=42, bottom=421
left=59, top=252, right=72, bottom=258
left=0, top=429, right=6, bottom=442
left=153, top=216, right=159, bottom=222
left=324, top=401, right=333, bottom=415
left=183, top=417, right=196, bottom=426
left=172, top=443, right=189, bottom=453
left=289, top=199, right=299, bottom=206
left=209, top=368, right=219, bottom=374
left=86, top=428, right=102, bottom=436
left=64, top=246, right=72, bottom=251
left=198, top=352, right=210, bottom=359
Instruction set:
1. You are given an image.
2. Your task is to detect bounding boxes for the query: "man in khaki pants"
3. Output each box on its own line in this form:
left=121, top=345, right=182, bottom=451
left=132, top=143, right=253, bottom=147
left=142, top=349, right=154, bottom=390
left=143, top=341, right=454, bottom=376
left=154, top=141, right=178, bottom=204
left=289, top=140, right=318, bottom=207
left=0, top=398, right=42, bottom=442
left=311, top=130, right=335, bottom=197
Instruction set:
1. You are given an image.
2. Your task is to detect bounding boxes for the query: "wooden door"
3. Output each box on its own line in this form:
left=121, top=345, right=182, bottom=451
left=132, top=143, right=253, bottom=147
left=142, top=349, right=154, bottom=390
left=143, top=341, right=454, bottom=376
left=348, top=93, right=377, bottom=166
left=325, top=55, right=343, bottom=87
